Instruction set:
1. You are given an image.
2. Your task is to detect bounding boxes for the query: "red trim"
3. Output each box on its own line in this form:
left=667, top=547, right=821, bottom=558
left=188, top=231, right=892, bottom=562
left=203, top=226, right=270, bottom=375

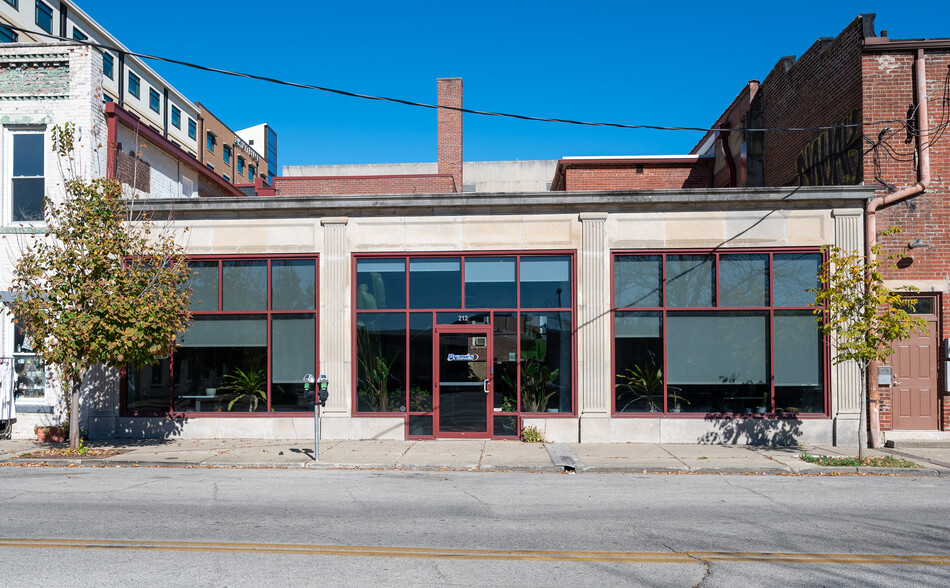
left=105, top=103, right=245, bottom=198
left=610, top=247, right=830, bottom=419
left=121, top=254, right=319, bottom=418
left=352, top=251, right=577, bottom=441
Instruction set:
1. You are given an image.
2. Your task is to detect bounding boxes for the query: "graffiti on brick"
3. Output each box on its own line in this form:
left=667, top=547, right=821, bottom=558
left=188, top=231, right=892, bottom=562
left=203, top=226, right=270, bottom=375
left=796, top=108, right=862, bottom=186
left=0, top=58, right=69, bottom=99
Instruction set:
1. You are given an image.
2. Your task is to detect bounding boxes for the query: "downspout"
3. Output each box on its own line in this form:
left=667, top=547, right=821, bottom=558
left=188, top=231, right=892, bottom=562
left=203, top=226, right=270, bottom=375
left=865, top=48, right=931, bottom=449
left=718, top=122, right=737, bottom=187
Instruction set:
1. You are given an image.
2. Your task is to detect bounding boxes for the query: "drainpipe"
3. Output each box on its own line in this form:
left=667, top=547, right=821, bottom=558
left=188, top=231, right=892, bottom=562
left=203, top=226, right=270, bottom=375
left=865, top=48, right=931, bottom=449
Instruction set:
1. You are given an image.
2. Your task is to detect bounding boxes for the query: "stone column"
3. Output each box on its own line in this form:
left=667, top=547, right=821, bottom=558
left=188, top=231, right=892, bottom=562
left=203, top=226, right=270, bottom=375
left=831, top=208, right=864, bottom=446
left=577, top=213, right=611, bottom=442
left=320, top=218, right=350, bottom=417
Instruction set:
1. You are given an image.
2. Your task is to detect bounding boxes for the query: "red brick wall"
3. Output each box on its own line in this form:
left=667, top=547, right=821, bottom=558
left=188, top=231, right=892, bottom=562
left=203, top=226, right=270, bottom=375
left=272, top=175, right=457, bottom=196
left=864, top=50, right=950, bottom=431
left=563, top=161, right=713, bottom=190
left=758, top=17, right=866, bottom=187
left=437, top=78, right=463, bottom=192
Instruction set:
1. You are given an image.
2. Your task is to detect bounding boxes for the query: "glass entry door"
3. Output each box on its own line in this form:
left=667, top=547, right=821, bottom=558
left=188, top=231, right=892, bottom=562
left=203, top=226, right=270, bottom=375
left=436, top=328, right=491, bottom=437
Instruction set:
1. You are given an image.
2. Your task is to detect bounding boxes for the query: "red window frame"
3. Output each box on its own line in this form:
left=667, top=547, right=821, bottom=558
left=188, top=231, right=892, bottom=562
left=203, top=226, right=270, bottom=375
left=352, top=251, right=578, bottom=439
left=610, top=247, right=830, bottom=419
left=120, top=253, right=319, bottom=417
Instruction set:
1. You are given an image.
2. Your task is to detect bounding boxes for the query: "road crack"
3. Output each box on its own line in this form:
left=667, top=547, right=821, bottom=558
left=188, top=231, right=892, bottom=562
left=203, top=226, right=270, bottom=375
left=663, top=542, right=709, bottom=588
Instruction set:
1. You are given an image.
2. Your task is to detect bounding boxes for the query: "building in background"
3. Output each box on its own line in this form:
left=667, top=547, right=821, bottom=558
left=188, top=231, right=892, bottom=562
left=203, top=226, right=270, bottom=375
left=236, top=123, right=278, bottom=185
left=197, top=103, right=268, bottom=186
left=0, top=0, right=200, bottom=157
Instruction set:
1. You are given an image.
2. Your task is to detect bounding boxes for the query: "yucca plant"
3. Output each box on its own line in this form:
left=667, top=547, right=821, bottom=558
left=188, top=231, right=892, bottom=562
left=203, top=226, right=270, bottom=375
left=223, top=368, right=267, bottom=412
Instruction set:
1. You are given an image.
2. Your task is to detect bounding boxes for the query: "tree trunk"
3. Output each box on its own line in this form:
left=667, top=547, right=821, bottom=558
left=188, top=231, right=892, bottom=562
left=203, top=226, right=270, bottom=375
left=69, top=377, right=80, bottom=450
left=858, top=377, right=866, bottom=461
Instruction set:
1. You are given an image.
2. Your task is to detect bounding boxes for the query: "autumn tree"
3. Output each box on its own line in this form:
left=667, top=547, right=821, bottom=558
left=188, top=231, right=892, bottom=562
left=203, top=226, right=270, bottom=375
left=9, top=123, right=191, bottom=449
left=812, top=228, right=928, bottom=459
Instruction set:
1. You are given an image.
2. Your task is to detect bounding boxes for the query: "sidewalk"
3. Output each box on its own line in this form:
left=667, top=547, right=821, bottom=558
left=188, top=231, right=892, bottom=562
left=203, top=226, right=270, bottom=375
left=2, top=438, right=949, bottom=475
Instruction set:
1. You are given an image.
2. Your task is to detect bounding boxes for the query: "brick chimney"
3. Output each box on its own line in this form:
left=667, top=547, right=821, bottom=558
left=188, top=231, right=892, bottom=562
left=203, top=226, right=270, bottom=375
left=437, top=78, right=463, bottom=192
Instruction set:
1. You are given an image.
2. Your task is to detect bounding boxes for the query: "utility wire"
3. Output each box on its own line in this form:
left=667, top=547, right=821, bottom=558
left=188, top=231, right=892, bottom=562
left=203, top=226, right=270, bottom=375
left=0, top=23, right=927, bottom=136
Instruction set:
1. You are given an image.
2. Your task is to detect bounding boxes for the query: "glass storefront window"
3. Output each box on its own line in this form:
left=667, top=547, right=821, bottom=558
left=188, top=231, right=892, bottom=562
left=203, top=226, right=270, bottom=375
left=187, top=261, right=218, bottom=311
left=520, top=311, right=572, bottom=413
left=356, top=313, right=407, bottom=412
left=271, top=259, right=316, bottom=311
left=354, top=254, right=575, bottom=433
left=520, top=257, right=571, bottom=308
left=465, top=257, right=516, bottom=309
left=613, top=250, right=825, bottom=416
left=410, top=258, right=461, bottom=309
left=614, top=255, right=662, bottom=308
left=13, top=320, right=45, bottom=400
left=666, top=255, right=714, bottom=308
left=125, top=256, right=318, bottom=415
left=356, top=258, right=406, bottom=310
left=270, top=314, right=316, bottom=411
left=222, top=260, right=267, bottom=311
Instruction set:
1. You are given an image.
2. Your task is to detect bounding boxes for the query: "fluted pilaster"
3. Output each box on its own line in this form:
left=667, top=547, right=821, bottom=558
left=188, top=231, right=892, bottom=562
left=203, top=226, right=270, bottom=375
left=320, top=217, right=350, bottom=414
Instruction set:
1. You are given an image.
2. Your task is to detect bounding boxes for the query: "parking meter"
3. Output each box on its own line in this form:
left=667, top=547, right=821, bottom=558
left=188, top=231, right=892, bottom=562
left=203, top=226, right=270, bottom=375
left=303, top=374, right=316, bottom=408
left=304, top=373, right=320, bottom=461
left=317, top=374, right=329, bottom=407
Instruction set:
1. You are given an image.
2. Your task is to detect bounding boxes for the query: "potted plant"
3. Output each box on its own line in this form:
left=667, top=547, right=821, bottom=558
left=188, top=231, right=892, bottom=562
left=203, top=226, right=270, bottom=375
left=34, top=423, right=67, bottom=443
left=668, top=387, right=689, bottom=413
left=222, top=367, right=267, bottom=412
left=616, top=365, right=663, bottom=412
left=756, top=390, right=769, bottom=414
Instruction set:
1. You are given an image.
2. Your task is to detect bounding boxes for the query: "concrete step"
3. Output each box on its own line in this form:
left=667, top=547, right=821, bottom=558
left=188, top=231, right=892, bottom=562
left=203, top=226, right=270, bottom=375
left=885, top=440, right=950, bottom=449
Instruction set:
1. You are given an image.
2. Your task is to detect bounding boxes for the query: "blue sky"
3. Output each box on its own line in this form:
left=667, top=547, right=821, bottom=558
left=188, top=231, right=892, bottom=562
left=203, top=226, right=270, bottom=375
left=78, top=1, right=947, bottom=169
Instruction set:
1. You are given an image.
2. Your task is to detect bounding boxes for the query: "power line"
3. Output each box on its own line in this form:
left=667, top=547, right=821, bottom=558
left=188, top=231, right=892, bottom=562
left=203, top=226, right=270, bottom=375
left=0, top=23, right=923, bottom=136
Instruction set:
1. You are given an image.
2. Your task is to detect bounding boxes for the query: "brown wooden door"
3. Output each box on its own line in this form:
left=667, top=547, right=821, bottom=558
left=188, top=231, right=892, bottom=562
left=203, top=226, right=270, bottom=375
left=891, top=298, right=938, bottom=430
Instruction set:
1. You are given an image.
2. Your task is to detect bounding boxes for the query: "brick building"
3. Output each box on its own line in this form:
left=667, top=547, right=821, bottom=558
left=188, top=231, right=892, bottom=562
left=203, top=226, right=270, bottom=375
left=197, top=103, right=269, bottom=187
left=693, top=14, right=950, bottom=444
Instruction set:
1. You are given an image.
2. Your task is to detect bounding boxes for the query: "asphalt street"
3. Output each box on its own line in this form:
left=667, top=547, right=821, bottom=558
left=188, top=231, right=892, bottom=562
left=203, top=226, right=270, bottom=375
left=0, top=467, right=947, bottom=587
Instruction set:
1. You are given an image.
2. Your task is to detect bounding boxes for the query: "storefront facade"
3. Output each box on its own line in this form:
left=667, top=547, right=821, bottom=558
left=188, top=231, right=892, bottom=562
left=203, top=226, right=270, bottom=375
left=83, top=186, right=875, bottom=445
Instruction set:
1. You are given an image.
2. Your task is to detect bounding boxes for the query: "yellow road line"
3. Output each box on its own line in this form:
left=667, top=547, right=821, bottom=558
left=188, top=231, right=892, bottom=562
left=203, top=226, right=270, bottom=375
left=0, top=538, right=947, bottom=566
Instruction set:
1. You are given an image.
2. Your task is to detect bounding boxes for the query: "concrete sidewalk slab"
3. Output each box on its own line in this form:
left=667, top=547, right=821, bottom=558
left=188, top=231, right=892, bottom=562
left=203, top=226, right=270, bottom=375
left=481, top=441, right=554, bottom=471
left=315, top=440, right=412, bottom=467
left=398, top=440, right=484, bottom=469
left=566, top=443, right=687, bottom=472
left=204, top=442, right=314, bottom=466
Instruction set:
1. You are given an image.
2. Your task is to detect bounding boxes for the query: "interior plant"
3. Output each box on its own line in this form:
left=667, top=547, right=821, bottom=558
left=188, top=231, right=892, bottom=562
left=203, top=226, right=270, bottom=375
left=668, top=387, right=689, bottom=413
left=516, top=358, right=559, bottom=413
left=356, top=325, right=400, bottom=412
left=500, top=394, right=517, bottom=413
left=223, top=367, right=267, bottom=412
left=408, top=386, right=432, bottom=412
left=616, top=364, right=663, bottom=412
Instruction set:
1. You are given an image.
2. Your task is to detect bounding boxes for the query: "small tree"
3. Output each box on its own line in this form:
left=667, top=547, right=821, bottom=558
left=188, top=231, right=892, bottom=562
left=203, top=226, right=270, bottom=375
left=9, top=124, right=192, bottom=449
left=812, top=228, right=928, bottom=459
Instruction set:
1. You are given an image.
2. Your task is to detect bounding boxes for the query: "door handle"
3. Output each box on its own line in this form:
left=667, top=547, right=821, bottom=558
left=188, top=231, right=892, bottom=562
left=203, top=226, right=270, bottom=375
left=483, top=379, right=490, bottom=394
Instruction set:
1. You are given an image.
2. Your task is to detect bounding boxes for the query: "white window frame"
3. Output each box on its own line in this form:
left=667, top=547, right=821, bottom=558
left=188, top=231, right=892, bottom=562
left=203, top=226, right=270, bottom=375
left=5, top=126, right=47, bottom=226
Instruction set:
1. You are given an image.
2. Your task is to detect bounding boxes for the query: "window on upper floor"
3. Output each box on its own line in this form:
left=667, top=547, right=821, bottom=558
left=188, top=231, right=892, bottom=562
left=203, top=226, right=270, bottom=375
left=35, top=1, right=52, bottom=33
left=128, top=71, right=140, bottom=99
left=149, top=88, right=160, bottom=113
left=205, top=163, right=214, bottom=171
left=72, top=28, right=87, bottom=41
left=171, top=106, right=181, bottom=129
left=248, top=164, right=255, bottom=179
left=237, top=157, right=245, bottom=175
left=5, top=1, right=19, bottom=11
left=10, top=128, right=46, bottom=223
left=0, top=24, right=17, bottom=43
left=102, top=52, right=114, bottom=79
left=103, top=94, right=113, bottom=103
left=187, top=118, right=197, bottom=140
left=223, top=174, right=230, bottom=183
left=206, top=132, right=215, bottom=153
left=222, top=144, right=231, bottom=165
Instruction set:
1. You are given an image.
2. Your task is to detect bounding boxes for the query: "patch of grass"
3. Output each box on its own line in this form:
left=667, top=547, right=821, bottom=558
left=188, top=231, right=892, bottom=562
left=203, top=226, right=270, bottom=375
left=799, top=452, right=919, bottom=468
